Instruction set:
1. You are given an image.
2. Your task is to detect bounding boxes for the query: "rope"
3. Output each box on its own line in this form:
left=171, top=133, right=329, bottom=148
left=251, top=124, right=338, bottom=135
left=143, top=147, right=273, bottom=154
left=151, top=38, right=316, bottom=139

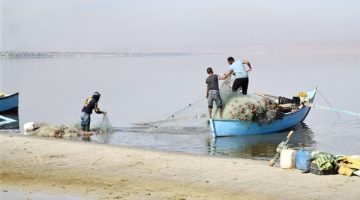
left=317, top=89, right=341, bottom=119
left=309, top=104, right=360, bottom=118
left=165, top=94, right=206, bottom=121
left=133, top=93, right=207, bottom=128
left=163, top=76, right=232, bottom=122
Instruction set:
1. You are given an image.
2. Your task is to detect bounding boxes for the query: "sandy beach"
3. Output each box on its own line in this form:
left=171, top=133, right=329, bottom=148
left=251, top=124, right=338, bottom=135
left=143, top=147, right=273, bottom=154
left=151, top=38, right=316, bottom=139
left=2, top=0, right=360, bottom=199
left=0, top=133, right=359, bottom=200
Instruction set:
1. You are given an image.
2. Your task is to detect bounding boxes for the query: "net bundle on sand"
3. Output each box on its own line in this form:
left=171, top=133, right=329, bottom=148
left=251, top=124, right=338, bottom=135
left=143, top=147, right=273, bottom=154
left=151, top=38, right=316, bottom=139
left=213, top=76, right=282, bottom=124
left=27, top=114, right=113, bottom=138
left=30, top=125, right=80, bottom=138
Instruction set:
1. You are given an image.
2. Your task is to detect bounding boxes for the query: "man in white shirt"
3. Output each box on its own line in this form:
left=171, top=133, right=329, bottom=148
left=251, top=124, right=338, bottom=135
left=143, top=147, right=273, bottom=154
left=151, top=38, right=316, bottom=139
left=219, top=57, right=252, bottom=95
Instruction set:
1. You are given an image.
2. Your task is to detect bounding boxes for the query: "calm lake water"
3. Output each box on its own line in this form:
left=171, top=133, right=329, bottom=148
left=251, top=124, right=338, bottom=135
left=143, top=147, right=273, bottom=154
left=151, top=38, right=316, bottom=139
left=1, top=53, right=359, bottom=159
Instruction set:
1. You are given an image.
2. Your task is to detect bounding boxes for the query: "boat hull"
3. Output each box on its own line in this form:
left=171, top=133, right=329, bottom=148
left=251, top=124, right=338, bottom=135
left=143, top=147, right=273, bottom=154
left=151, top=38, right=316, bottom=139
left=210, top=89, right=316, bottom=137
left=0, top=93, right=19, bottom=113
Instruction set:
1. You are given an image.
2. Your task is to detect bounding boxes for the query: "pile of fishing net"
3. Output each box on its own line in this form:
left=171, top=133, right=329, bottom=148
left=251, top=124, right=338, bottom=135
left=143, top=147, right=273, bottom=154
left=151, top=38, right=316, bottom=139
left=24, top=114, right=113, bottom=138
left=214, top=93, right=283, bottom=123
left=25, top=123, right=80, bottom=138
left=213, top=76, right=283, bottom=123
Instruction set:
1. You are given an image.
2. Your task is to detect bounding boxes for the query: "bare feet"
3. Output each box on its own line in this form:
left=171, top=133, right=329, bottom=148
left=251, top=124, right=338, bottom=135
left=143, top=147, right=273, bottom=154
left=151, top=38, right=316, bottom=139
left=80, top=131, right=93, bottom=137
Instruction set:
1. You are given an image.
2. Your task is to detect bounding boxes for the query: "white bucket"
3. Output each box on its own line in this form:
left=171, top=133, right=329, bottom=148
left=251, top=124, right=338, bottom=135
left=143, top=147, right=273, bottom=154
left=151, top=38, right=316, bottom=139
left=24, top=122, right=35, bottom=135
left=280, top=149, right=297, bottom=169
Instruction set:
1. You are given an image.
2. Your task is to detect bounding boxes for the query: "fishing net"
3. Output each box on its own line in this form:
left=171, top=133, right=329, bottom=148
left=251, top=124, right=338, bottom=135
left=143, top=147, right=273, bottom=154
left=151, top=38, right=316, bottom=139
left=71, top=113, right=113, bottom=133
left=214, top=93, right=280, bottom=123
left=136, top=76, right=284, bottom=130
left=213, top=76, right=281, bottom=123
left=96, top=113, right=113, bottom=133
left=132, top=94, right=209, bottom=133
left=29, top=125, right=80, bottom=138
left=27, top=114, right=113, bottom=138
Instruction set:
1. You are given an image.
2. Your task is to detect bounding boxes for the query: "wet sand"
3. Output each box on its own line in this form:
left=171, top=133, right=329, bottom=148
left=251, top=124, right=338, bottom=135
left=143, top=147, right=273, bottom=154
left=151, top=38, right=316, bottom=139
left=0, top=133, right=359, bottom=200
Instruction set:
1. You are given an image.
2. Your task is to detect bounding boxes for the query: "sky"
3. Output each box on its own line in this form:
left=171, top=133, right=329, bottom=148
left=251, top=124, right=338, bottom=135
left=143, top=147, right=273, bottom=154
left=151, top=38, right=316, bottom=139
left=1, top=0, right=360, bottom=52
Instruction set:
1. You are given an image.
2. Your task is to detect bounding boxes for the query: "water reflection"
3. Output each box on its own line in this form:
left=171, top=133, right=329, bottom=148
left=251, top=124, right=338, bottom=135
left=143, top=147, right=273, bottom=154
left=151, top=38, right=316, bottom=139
left=208, top=123, right=315, bottom=160
left=89, top=123, right=316, bottom=160
left=90, top=127, right=211, bottom=155
left=2, top=117, right=318, bottom=160
left=92, top=131, right=113, bottom=143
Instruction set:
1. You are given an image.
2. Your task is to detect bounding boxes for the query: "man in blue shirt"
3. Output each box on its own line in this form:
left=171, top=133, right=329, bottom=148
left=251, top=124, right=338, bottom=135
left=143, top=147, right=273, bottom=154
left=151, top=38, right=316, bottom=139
left=219, top=57, right=252, bottom=95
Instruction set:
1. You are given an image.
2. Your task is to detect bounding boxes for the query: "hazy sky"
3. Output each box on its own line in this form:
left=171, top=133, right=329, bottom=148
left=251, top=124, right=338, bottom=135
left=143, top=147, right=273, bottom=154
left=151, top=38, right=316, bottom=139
left=1, top=0, right=359, bottom=51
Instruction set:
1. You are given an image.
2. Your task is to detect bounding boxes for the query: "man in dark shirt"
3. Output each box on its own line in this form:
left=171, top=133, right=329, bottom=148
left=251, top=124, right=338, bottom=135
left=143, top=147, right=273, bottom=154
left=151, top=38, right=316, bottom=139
left=206, top=67, right=223, bottom=119
left=81, top=92, right=106, bottom=132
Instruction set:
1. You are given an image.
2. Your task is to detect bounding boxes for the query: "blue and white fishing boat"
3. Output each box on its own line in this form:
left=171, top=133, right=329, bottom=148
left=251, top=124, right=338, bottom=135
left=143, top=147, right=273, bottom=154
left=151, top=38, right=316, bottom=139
left=0, top=115, right=17, bottom=127
left=0, top=92, right=19, bottom=113
left=210, top=89, right=317, bottom=137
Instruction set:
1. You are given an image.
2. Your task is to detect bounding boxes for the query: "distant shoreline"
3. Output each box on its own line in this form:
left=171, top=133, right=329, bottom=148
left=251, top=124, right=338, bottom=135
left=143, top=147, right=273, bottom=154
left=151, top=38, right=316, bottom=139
left=0, top=51, right=219, bottom=59
left=2, top=41, right=359, bottom=59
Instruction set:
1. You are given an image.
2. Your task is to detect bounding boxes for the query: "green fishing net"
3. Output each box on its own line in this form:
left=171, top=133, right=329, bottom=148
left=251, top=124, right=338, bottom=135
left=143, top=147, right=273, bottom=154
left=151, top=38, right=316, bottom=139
left=30, top=125, right=80, bottom=138
left=213, top=76, right=280, bottom=123
left=96, top=113, right=113, bottom=133
left=29, top=113, right=113, bottom=138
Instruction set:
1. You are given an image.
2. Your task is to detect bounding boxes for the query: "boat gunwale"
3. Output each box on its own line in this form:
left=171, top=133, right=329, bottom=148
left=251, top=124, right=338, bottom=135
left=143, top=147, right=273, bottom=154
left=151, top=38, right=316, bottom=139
left=0, top=92, right=19, bottom=100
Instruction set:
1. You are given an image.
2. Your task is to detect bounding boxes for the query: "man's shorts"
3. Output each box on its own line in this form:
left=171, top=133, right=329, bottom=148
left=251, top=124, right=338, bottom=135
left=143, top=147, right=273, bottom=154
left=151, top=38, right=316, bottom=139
left=208, top=90, right=223, bottom=109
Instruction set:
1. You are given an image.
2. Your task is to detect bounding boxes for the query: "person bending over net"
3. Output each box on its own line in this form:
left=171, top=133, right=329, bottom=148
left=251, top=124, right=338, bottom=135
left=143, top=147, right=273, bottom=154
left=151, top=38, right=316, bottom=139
left=206, top=67, right=223, bottom=119
left=219, top=56, right=252, bottom=95
left=80, top=92, right=106, bottom=134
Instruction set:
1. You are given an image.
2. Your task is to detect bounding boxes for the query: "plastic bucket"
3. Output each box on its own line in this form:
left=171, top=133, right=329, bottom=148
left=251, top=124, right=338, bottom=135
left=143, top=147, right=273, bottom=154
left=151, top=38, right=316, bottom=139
left=296, top=149, right=311, bottom=172
left=280, top=149, right=297, bottom=169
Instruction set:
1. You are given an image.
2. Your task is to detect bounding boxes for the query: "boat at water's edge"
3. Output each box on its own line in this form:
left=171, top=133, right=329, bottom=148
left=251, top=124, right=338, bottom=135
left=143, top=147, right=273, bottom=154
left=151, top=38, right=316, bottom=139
left=210, top=88, right=317, bottom=137
left=0, top=92, right=19, bottom=113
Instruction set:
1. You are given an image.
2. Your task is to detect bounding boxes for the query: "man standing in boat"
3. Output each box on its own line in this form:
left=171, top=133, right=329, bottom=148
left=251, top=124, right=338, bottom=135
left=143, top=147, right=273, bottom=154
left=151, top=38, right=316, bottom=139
left=219, top=57, right=252, bottom=95
left=206, top=67, right=223, bottom=119
left=80, top=92, right=106, bottom=134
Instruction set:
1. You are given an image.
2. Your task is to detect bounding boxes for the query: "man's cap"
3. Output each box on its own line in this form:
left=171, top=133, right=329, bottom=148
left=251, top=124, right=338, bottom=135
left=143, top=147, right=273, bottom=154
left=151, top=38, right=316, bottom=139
left=93, top=92, right=101, bottom=97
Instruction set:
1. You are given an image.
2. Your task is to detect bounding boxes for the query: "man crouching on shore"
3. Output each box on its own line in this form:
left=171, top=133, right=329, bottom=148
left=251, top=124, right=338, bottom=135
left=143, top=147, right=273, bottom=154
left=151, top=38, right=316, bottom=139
left=206, top=67, right=223, bottom=119
left=81, top=92, right=106, bottom=134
